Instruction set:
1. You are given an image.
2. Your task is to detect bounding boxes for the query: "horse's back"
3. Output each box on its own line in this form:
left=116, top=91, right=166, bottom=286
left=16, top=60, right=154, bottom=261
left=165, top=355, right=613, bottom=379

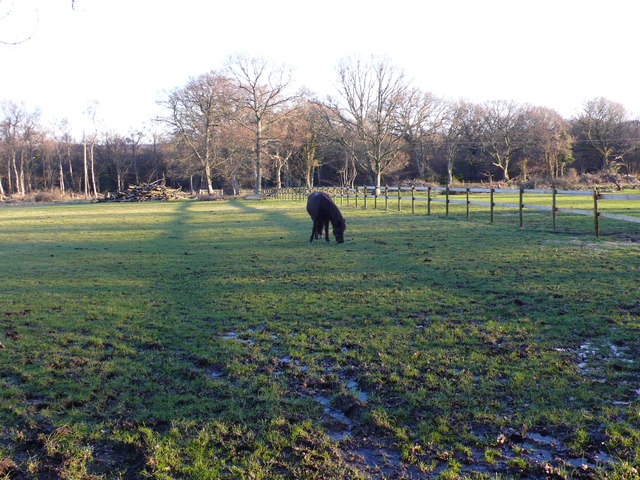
left=306, top=191, right=333, bottom=218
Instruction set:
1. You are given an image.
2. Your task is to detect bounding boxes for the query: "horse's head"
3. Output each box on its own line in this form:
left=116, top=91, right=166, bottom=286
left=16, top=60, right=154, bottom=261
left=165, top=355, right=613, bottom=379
left=333, top=219, right=346, bottom=244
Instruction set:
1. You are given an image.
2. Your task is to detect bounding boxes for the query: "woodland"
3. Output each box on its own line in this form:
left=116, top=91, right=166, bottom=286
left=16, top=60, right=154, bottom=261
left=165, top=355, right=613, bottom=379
left=1, top=56, right=640, bottom=201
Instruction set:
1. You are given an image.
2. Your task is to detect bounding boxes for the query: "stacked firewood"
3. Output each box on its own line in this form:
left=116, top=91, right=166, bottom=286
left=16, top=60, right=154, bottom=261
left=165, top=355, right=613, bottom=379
left=98, top=181, right=191, bottom=202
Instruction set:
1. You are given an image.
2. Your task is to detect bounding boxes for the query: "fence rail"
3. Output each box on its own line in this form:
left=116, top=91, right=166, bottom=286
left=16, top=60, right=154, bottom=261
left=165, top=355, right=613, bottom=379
left=270, top=186, right=640, bottom=237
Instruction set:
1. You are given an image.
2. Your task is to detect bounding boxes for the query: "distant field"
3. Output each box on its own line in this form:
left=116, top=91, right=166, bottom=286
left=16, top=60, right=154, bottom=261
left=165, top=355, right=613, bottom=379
left=309, top=187, right=640, bottom=239
left=1, top=199, right=639, bottom=479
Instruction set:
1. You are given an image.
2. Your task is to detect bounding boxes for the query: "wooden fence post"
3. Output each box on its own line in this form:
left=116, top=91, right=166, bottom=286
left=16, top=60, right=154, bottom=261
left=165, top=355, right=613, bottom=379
left=411, top=186, right=415, bottom=213
left=445, top=185, right=450, bottom=216
left=552, top=188, right=557, bottom=231
left=427, top=187, right=431, bottom=215
left=490, top=188, right=495, bottom=224
left=397, top=185, right=401, bottom=212
left=466, top=187, right=470, bottom=219
left=363, top=186, right=367, bottom=209
left=593, top=188, right=600, bottom=237
left=355, top=186, right=359, bottom=208
left=519, top=188, right=524, bottom=228
left=384, top=186, right=389, bottom=210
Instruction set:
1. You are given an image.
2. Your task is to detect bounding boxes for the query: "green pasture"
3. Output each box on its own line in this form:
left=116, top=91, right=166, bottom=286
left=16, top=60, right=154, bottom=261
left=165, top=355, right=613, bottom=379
left=1, top=199, right=639, bottom=479
left=313, top=188, right=640, bottom=238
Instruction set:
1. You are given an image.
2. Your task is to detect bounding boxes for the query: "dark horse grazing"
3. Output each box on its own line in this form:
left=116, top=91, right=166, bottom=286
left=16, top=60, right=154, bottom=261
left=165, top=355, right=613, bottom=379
left=306, top=192, right=346, bottom=243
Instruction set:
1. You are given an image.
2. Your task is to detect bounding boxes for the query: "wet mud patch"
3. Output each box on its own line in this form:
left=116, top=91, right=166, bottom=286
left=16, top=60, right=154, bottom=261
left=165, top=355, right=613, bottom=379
left=342, top=436, right=425, bottom=479
left=571, top=340, right=640, bottom=402
left=489, top=428, right=614, bottom=479
left=272, top=354, right=428, bottom=478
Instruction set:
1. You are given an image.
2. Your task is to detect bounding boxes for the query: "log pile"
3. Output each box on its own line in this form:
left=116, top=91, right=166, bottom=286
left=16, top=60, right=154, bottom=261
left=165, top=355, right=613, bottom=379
left=98, top=181, right=191, bottom=202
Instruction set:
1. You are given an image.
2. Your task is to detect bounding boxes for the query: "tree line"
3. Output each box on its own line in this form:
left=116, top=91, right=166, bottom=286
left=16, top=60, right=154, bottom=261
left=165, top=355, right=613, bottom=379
left=2, top=55, right=640, bottom=200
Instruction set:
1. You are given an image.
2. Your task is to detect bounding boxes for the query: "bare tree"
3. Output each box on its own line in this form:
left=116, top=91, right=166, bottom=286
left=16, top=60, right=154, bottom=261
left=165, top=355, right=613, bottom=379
left=226, top=54, right=296, bottom=193
left=81, top=102, right=100, bottom=198
left=267, top=115, right=297, bottom=189
left=574, top=97, right=631, bottom=172
left=524, top=107, right=573, bottom=179
left=439, top=101, right=477, bottom=184
left=0, top=101, right=41, bottom=195
left=397, top=88, right=446, bottom=181
left=329, top=56, right=410, bottom=191
left=273, top=99, right=327, bottom=189
left=0, top=101, right=24, bottom=195
left=159, top=71, right=234, bottom=194
left=619, top=120, right=640, bottom=174
left=52, top=119, right=74, bottom=193
left=477, top=100, right=530, bottom=182
left=127, top=129, right=145, bottom=185
left=102, top=131, right=130, bottom=190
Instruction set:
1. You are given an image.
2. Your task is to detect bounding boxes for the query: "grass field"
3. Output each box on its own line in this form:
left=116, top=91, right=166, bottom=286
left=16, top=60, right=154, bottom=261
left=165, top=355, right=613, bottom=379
left=1, top=198, right=639, bottom=479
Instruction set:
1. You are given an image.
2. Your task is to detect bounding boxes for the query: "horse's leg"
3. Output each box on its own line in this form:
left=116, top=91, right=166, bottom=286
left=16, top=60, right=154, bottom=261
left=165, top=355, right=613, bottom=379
left=324, top=220, right=330, bottom=242
left=310, top=220, right=317, bottom=242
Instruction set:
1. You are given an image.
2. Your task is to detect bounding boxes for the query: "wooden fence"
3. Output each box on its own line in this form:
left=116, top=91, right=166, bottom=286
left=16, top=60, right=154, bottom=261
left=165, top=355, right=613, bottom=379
left=270, top=186, right=640, bottom=237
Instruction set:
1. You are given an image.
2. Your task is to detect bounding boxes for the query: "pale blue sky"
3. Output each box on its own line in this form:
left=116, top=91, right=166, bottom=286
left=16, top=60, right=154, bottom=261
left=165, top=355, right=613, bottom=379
left=1, top=0, right=638, bottom=138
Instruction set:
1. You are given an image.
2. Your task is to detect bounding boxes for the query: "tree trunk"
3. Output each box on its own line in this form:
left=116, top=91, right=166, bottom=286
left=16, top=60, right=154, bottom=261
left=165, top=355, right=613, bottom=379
left=83, top=142, right=90, bottom=198
left=275, top=164, right=282, bottom=189
left=6, top=157, right=12, bottom=194
left=90, top=143, right=98, bottom=197
left=67, top=156, right=75, bottom=192
left=305, top=165, right=313, bottom=189
left=132, top=143, right=139, bottom=185
left=255, top=122, right=262, bottom=194
left=11, top=153, right=19, bottom=194
left=204, top=164, right=214, bottom=194
left=18, top=151, right=26, bottom=195
left=284, top=160, right=291, bottom=187
left=58, top=156, right=65, bottom=193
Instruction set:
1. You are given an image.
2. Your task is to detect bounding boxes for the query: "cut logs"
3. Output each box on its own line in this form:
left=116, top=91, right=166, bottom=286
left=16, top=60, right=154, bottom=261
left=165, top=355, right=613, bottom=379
left=97, top=181, right=192, bottom=202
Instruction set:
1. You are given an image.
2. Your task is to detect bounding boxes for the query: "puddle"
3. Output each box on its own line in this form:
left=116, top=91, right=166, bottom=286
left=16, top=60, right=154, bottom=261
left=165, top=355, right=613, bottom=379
left=527, top=433, right=561, bottom=446
left=219, top=331, right=255, bottom=345
left=522, top=443, right=553, bottom=462
left=514, top=433, right=615, bottom=470
left=350, top=447, right=400, bottom=476
left=314, top=395, right=354, bottom=426
left=272, top=356, right=308, bottom=374
left=314, top=395, right=354, bottom=442
left=578, top=342, right=598, bottom=374
left=594, top=451, right=612, bottom=463
left=566, top=457, right=593, bottom=468
left=346, top=380, right=369, bottom=402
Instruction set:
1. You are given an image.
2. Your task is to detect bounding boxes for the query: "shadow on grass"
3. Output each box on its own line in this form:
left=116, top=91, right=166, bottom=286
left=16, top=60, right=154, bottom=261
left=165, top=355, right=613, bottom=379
left=227, top=198, right=307, bottom=238
left=2, top=200, right=640, bottom=479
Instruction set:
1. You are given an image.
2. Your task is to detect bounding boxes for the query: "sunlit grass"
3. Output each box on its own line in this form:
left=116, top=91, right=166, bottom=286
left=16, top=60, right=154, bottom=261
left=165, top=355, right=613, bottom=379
left=0, top=199, right=639, bottom=479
